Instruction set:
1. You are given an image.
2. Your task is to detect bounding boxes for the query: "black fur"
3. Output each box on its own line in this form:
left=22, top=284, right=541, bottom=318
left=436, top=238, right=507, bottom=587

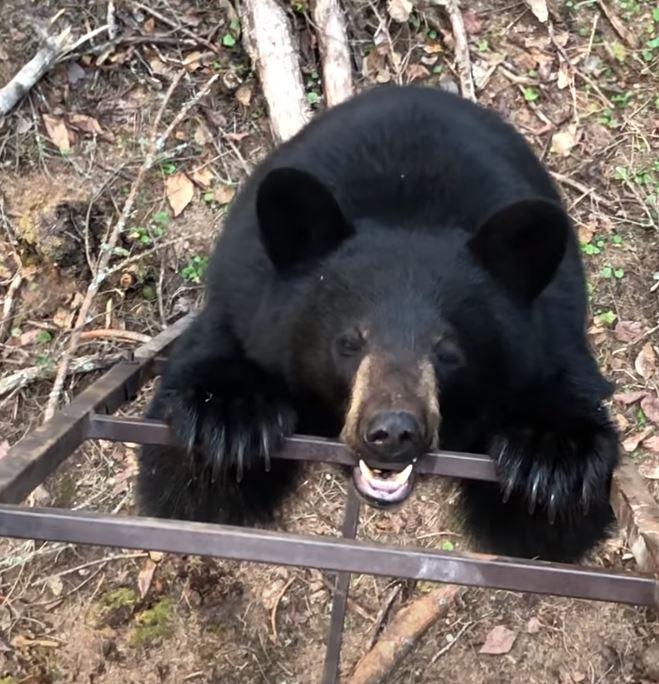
left=138, top=85, right=618, bottom=561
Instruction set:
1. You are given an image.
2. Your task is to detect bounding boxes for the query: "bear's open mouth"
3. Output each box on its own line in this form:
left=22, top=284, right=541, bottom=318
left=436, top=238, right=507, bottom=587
left=352, top=459, right=416, bottom=506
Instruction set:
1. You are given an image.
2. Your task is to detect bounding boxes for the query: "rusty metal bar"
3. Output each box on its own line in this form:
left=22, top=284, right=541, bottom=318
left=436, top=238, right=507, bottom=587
left=0, top=503, right=656, bottom=606
left=322, top=486, right=361, bottom=684
left=85, top=414, right=499, bottom=482
left=0, top=315, right=192, bottom=506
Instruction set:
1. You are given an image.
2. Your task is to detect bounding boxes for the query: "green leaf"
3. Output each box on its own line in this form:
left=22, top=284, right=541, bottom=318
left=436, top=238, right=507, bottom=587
left=653, top=7, right=659, bottom=21
left=600, top=266, right=613, bottom=279
left=597, top=310, right=617, bottom=327
left=441, top=540, right=455, bottom=551
left=113, top=246, right=130, bottom=257
left=161, top=162, right=177, bottom=176
left=614, top=268, right=625, bottom=279
left=222, top=33, right=236, bottom=48
left=610, top=41, right=627, bottom=62
left=36, top=330, right=53, bottom=344
left=522, top=87, right=539, bottom=102
left=581, top=243, right=601, bottom=255
left=306, top=91, right=321, bottom=105
left=152, top=210, right=171, bottom=227
left=611, top=234, right=623, bottom=245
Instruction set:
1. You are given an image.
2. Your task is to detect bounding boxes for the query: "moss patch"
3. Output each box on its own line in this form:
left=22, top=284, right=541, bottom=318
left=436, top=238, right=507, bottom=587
left=92, top=587, right=139, bottom=628
left=129, top=598, right=174, bottom=647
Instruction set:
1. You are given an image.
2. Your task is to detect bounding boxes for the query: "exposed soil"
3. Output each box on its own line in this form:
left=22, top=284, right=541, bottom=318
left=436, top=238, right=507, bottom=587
left=0, top=1, right=658, bottom=683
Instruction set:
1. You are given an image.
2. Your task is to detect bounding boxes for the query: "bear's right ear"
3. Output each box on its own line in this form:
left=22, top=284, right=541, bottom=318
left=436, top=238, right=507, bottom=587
left=256, top=168, right=354, bottom=272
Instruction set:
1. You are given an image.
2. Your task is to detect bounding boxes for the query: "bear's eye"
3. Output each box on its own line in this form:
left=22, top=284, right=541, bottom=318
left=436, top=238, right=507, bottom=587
left=336, top=330, right=365, bottom=357
left=434, top=338, right=464, bottom=366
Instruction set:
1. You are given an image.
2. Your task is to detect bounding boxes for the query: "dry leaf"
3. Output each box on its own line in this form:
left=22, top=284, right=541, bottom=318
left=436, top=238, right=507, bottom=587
left=235, top=84, right=253, bottom=107
left=462, top=9, right=483, bottom=34
left=387, top=0, right=412, bottom=22
left=550, top=126, right=578, bottom=157
left=149, top=551, right=164, bottom=562
left=0, top=440, right=9, bottom=460
left=526, top=617, right=541, bottom=634
left=642, top=436, right=659, bottom=455
left=53, top=306, right=75, bottom=330
left=622, top=427, right=653, bottom=453
left=613, top=391, right=647, bottom=405
left=615, top=413, right=629, bottom=432
left=405, top=63, right=430, bottom=83
left=523, top=0, right=548, bottom=23
left=137, top=557, right=157, bottom=599
left=479, top=625, right=517, bottom=655
left=194, top=122, right=213, bottom=146
left=557, top=61, right=572, bottom=89
left=190, top=166, right=214, bottom=189
left=43, top=114, right=71, bottom=153
left=69, top=113, right=113, bottom=141
left=46, top=576, right=64, bottom=597
left=165, top=172, right=195, bottom=217
left=143, top=17, right=156, bottom=33
left=213, top=185, right=235, bottom=205
left=614, top=320, right=645, bottom=343
left=634, top=343, right=656, bottom=381
left=577, top=222, right=596, bottom=244
left=183, top=51, right=203, bottom=71
left=641, top=395, right=659, bottom=424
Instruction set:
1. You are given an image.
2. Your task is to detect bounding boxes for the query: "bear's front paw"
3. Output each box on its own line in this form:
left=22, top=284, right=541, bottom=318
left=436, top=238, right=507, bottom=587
left=161, top=384, right=297, bottom=482
left=491, top=426, right=618, bottom=524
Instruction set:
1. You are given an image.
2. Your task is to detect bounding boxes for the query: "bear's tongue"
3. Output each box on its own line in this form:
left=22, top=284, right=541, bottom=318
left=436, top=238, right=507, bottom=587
left=352, top=459, right=415, bottom=505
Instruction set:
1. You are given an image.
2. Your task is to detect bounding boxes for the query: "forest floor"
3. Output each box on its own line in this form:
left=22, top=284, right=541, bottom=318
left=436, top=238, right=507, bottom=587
left=0, top=0, right=658, bottom=682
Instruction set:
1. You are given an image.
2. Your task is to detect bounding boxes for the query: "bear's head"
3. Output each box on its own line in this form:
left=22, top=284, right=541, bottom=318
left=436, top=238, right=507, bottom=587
left=256, top=168, right=570, bottom=506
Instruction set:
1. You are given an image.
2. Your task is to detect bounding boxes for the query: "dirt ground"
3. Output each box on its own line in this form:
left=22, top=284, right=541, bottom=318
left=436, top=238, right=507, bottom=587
left=0, top=0, right=658, bottom=682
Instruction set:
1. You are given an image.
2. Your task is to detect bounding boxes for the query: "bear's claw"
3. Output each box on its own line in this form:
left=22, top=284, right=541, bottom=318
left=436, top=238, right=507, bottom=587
left=163, top=383, right=297, bottom=483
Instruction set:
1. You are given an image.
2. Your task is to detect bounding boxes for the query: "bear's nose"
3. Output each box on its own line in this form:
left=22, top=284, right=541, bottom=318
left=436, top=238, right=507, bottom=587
left=363, top=411, right=423, bottom=461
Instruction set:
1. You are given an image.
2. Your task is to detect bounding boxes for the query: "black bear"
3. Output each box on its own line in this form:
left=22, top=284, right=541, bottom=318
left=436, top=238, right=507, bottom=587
left=138, top=85, right=619, bottom=562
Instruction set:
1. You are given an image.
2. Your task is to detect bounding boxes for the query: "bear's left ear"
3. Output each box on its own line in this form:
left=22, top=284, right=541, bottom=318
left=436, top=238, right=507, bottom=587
left=468, top=198, right=570, bottom=303
left=256, top=167, right=354, bottom=272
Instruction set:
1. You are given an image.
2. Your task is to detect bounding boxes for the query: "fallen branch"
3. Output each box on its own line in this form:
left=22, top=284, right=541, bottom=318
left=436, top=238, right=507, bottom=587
left=419, top=1, right=475, bottom=101
left=596, top=0, right=638, bottom=48
left=79, top=328, right=152, bottom=344
left=0, top=24, right=108, bottom=117
left=312, top=0, right=354, bottom=107
left=0, top=271, right=23, bottom=343
left=241, top=0, right=311, bottom=142
left=42, top=71, right=218, bottom=421
left=0, top=29, right=73, bottom=117
left=0, top=354, right=119, bottom=397
left=347, top=584, right=463, bottom=684
left=550, top=171, right=617, bottom=210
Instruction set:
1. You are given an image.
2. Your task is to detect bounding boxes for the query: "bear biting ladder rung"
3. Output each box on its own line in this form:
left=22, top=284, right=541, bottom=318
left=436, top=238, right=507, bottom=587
left=0, top=318, right=658, bottom=684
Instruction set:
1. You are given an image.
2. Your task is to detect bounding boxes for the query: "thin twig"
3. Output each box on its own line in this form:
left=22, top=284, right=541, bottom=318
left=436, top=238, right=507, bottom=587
left=79, top=328, right=152, bottom=344
left=423, top=0, right=475, bottom=102
left=550, top=171, right=617, bottom=210
left=270, top=576, right=296, bottom=643
left=42, top=71, right=217, bottom=421
left=135, top=1, right=223, bottom=56
left=0, top=270, right=23, bottom=342
left=0, top=354, right=120, bottom=397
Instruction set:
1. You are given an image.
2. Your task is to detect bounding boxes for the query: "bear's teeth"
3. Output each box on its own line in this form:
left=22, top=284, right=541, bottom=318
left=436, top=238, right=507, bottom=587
left=358, top=460, right=413, bottom=489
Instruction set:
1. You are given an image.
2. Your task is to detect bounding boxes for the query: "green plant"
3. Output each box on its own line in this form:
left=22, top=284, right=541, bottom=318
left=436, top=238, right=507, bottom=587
left=160, top=162, right=177, bottom=175
left=36, top=330, right=53, bottom=344
left=596, top=309, right=617, bottom=327
left=522, top=87, right=540, bottom=102
left=600, top=266, right=625, bottom=279
left=181, top=256, right=209, bottom=284
left=306, top=90, right=321, bottom=106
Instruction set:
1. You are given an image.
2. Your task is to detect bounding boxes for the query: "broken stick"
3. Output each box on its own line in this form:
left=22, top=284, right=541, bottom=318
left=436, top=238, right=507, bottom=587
left=0, top=29, right=73, bottom=117
left=312, top=0, right=354, bottom=107
left=417, top=0, right=475, bottom=102
left=347, top=584, right=463, bottom=684
left=240, top=0, right=311, bottom=142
